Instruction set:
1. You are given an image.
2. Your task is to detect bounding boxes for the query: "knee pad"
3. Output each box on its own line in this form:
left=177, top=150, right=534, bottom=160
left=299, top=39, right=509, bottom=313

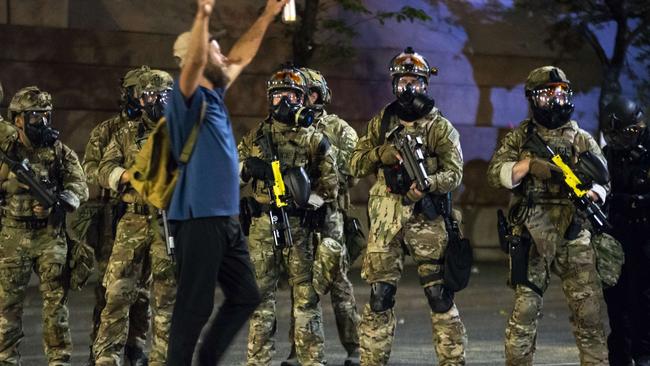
left=369, top=282, right=396, bottom=312
left=424, top=284, right=454, bottom=313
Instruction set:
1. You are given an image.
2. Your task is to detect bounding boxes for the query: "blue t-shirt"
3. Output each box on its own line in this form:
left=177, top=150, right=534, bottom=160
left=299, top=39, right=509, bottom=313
left=165, top=82, right=239, bottom=220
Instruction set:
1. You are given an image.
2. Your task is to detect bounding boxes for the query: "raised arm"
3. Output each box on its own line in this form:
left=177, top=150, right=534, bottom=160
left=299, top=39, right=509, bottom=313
left=179, top=0, right=213, bottom=98
left=224, top=0, right=288, bottom=88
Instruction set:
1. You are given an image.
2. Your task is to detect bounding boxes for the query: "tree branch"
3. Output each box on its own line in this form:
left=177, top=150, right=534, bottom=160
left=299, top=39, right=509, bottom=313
left=577, top=22, right=611, bottom=66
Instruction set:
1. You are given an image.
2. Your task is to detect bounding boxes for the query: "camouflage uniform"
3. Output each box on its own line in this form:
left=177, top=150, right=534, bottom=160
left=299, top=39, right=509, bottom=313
left=311, top=111, right=361, bottom=354
left=239, top=119, right=338, bottom=366
left=487, top=67, right=608, bottom=366
left=69, top=111, right=151, bottom=364
left=0, top=87, right=88, bottom=365
left=93, top=69, right=176, bottom=366
left=350, top=105, right=467, bottom=366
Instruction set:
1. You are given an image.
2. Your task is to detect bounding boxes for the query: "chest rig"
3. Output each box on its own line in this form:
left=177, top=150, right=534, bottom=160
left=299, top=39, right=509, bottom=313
left=3, top=142, right=63, bottom=219
left=519, top=121, right=580, bottom=199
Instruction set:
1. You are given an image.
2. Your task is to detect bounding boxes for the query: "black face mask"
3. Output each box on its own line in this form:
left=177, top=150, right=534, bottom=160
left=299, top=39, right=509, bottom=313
left=395, top=84, right=435, bottom=122
left=24, top=114, right=59, bottom=148
left=532, top=102, right=574, bottom=130
left=272, top=97, right=315, bottom=128
left=125, top=93, right=142, bottom=119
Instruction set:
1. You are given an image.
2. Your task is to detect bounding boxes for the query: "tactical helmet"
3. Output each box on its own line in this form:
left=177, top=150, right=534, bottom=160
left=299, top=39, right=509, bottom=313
left=121, top=66, right=149, bottom=98
left=8, top=86, right=53, bottom=121
left=525, top=66, right=571, bottom=94
left=121, top=66, right=150, bottom=119
left=267, top=65, right=308, bottom=102
left=300, top=67, right=332, bottom=107
left=389, top=47, right=437, bottom=80
left=603, top=95, right=645, bottom=150
left=525, top=66, right=574, bottom=129
left=135, top=69, right=173, bottom=96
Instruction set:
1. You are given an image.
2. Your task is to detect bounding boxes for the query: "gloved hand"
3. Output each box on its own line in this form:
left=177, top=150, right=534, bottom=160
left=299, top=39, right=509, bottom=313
left=1, top=178, right=29, bottom=194
left=307, top=193, right=325, bottom=209
left=58, top=190, right=80, bottom=212
left=528, top=158, right=561, bottom=180
left=370, top=144, right=400, bottom=166
left=243, top=157, right=273, bottom=182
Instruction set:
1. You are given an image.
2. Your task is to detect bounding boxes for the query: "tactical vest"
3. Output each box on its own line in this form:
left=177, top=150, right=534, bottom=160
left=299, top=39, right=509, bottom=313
left=120, top=120, right=154, bottom=204
left=2, top=141, right=63, bottom=219
left=606, top=138, right=650, bottom=222
left=251, top=122, right=314, bottom=204
left=518, top=120, right=587, bottom=201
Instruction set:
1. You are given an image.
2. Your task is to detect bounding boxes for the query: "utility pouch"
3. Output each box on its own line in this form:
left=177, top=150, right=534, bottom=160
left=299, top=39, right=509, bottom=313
left=509, top=231, right=543, bottom=296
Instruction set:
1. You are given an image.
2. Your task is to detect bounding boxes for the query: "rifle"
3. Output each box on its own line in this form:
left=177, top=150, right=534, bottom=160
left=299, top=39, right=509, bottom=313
left=262, top=132, right=293, bottom=249
left=0, top=147, right=72, bottom=211
left=524, top=131, right=611, bottom=232
left=394, top=134, right=431, bottom=192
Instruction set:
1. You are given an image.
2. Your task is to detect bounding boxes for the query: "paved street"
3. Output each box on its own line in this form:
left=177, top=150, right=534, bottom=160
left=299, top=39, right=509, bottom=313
left=17, top=262, right=606, bottom=365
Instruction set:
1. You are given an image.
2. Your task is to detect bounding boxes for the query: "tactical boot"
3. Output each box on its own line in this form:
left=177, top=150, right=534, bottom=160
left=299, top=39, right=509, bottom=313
left=124, top=345, right=148, bottom=366
left=280, top=346, right=300, bottom=366
left=344, top=348, right=360, bottom=366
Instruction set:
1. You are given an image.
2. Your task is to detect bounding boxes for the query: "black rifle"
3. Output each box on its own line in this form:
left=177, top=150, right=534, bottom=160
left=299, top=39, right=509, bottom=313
left=394, top=133, right=431, bottom=192
left=524, top=131, right=611, bottom=232
left=161, top=209, right=175, bottom=261
left=260, top=131, right=293, bottom=249
left=0, top=147, right=71, bottom=211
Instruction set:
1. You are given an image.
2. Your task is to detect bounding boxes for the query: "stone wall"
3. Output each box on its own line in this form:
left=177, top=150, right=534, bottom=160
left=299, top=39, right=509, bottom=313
left=0, top=0, right=636, bottom=260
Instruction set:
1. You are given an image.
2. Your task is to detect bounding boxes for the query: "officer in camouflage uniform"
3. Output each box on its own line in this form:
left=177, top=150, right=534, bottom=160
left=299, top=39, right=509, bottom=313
left=93, top=69, right=176, bottom=366
left=0, top=86, right=88, bottom=365
left=239, top=66, right=338, bottom=366
left=350, top=47, right=467, bottom=366
left=281, top=67, right=361, bottom=366
left=70, top=67, right=152, bottom=366
left=487, top=66, right=609, bottom=365
left=601, top=96, right=650, bottom=366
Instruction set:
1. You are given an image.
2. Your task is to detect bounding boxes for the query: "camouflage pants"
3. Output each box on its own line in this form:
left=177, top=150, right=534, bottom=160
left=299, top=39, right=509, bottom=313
left=0, top=225, right=71, bottom=366
left=93, top=212, right=176, bottom=366
left=69, top=201, right=150, bottom=360
left=290, top=206, right=361, bottom=355
left=247, top=215, right=325, bottom=366
left=505, top=207, right=608, bottom=366
left=360, top=214, right=467, bottom=366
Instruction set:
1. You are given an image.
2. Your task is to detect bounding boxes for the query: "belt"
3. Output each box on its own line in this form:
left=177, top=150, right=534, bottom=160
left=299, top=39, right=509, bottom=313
left=3, top=217, right=49, bottom=229
left=125, top=203, right=153, bottom=216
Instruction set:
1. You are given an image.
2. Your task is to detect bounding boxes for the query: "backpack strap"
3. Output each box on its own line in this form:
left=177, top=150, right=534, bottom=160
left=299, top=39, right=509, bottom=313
left=179, top=100, right=208, bottom=164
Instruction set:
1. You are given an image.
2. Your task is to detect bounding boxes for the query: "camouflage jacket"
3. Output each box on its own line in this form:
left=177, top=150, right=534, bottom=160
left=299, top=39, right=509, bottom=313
left=0, top=121, right=88, bottom=219
left=313, top=111, right=359, bottom=210
left=487, top=118, right=608, bottom=234
left=83, top=113, right=128, bottom=186
left=350, top=104, right=463, bottom=252
left=238, top=119, right=338, bottom=206
left=97, top=116, right=155, bottom=204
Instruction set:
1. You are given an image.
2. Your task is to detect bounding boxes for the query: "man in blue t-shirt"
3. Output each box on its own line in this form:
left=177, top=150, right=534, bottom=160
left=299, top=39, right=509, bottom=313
left=165, top=0, right=288, bottom=364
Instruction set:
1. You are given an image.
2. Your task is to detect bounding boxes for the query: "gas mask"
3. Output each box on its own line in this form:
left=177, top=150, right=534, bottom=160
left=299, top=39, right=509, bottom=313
left=22, top=111, right=59, bottom=148
left=141, top=89, right=171, bottom=123
left=271, top=96, right=315, bottom=128
left=124, top=87, right=143, bottom=119
left=529, top=84, right=574, bottom=129
left=394, top=79, right=435, bottom=122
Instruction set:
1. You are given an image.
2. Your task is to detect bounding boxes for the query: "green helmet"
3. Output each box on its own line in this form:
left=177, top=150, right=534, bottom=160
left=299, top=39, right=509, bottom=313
left=135, top=69, right=173, bottom=96
left=300, top=68, right=332, bottom=107
left=8, top=86, right=53, bottom=121
left=524, top=66, right=571, bottom=94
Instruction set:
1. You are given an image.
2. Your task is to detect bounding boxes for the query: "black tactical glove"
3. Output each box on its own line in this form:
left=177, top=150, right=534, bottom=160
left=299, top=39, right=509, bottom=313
left=243, top=157, right=274, bottom=182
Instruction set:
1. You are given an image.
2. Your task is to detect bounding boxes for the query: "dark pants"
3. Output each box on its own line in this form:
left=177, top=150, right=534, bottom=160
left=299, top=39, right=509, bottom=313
left=166, top=216, right=261, bottom=366
left=603, top=223, right=650, bottom=366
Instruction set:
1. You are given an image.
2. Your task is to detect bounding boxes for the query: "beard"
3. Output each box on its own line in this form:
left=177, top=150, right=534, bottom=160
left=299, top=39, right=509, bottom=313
left=204, top=62, right=229, bottom=89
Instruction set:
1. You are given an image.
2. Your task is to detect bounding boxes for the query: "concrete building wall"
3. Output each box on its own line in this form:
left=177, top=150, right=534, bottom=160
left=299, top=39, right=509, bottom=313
left=0, top=0, right=641, bottom=260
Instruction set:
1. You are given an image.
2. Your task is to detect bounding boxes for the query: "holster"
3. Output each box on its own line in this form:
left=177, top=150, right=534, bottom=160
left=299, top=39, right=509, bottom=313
left=508, top=230, right=543, bottom=296
left=414, top=193, right=450, bottom=220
